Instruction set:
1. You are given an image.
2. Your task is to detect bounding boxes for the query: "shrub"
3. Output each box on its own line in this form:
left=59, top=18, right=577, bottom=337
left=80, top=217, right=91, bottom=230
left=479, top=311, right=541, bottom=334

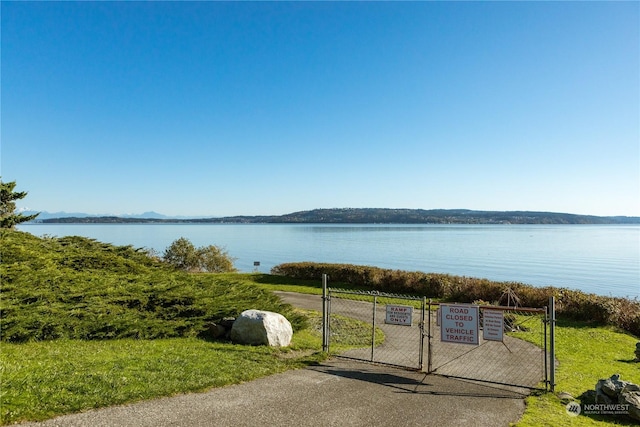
left=0, top=230, right=301, bottom=343
left=271, top=262, right=640, bottom=337
left=163, top=237, right=237, bottom=273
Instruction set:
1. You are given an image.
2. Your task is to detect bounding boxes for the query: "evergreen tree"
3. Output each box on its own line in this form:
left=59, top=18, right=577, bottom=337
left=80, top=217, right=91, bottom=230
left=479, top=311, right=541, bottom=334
left=0, top=180, right=39, bottom=228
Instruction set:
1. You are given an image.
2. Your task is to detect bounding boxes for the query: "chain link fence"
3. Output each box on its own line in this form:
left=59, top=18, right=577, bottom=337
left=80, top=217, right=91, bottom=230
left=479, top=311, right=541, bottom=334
left=427, top=303, right=548, bottom=389
left=327, top=289, right=425, bottom=370
left=325, top=287, right=551, bottom=390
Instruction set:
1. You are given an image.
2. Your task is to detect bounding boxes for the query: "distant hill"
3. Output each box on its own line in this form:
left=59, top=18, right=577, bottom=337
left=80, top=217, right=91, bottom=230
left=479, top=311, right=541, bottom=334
left=23, top=210, right=197, bottom=221
left=22, top=210, right=97, bottom=220
left=36, top=208, right=640, bottom=225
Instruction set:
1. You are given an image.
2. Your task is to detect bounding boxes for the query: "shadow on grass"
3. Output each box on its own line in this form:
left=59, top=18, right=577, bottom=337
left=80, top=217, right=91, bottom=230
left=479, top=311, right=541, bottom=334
left=578, top=412, right=638, bottom=425
left=252, top=273, right=373, bottom=292
left=251, top=273, right=324, bottom=288
left=555, top=318, right=608, bottom=329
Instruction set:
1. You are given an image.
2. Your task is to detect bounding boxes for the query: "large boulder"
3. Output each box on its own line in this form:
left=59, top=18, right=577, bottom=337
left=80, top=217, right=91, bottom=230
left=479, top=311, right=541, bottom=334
left=230, top=310, right=293, bottom=347
left=597, top=374, right=628, bottom=401
left=594, top=374, right=640, bottom=422
left=620, top=384, right=640, bottom=422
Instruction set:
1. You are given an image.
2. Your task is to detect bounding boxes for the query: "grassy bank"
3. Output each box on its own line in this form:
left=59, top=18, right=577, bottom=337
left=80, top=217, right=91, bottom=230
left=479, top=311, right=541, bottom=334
left=0, top=230, right=307, bottom=342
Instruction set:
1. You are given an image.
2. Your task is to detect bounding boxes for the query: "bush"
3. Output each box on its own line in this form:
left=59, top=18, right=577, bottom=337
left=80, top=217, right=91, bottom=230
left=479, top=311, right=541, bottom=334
left=163, top=237, right=237, bottom=273
left=197, top=245, right=237, bottom=273
left=271, top=262, right=640, bottom=337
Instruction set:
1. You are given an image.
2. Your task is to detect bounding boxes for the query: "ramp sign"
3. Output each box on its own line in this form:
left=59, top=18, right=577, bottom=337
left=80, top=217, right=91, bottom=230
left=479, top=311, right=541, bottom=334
left=385, top=304, right=413, bottom=326
left=440, top=304, right=479, bottom=345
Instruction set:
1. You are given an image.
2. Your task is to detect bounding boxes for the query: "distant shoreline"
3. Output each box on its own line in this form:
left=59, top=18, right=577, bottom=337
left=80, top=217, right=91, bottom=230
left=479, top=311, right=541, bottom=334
left=32, top=208, right=640, bottom=225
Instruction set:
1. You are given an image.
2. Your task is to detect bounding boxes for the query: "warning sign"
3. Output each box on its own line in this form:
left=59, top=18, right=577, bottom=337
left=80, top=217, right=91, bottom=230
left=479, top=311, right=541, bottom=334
left=482, top=310, right=504, bottom=342
left=385, top=305, right=413, bottom=326
left=440, top=304, right=479, bottom=345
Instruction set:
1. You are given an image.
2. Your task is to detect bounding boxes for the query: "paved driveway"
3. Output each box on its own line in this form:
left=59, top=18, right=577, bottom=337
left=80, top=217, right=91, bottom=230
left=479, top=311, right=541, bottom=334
left=17, top=358, right=528, bottom=427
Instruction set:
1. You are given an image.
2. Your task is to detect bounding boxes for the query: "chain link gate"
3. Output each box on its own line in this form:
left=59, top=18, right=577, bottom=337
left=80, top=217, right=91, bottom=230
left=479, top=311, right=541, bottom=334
left=326, top=289, right=426, bottom=370
left=426, top=302, right=549, bottom=390
left=322, top=279, right=553, bottom=391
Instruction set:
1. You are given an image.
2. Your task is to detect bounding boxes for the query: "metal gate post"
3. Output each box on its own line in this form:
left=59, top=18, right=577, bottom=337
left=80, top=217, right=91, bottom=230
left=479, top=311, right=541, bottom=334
left=327, top=291, right=332, bottom=354
left=418, top=297, right=426, bottom=370
left=371, top=293, right=377, bottom=362
left=544, top=304, right=549, bottom=391
left=549, top=296, right=556, bottom=392
left=427, top=299, right=433, bottom=373
left=322, top=274, right=329, bottom=352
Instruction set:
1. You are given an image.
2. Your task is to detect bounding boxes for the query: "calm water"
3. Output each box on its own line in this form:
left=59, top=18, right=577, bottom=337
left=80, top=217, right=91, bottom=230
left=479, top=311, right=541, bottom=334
left=18, top=223, right=640, bottom=299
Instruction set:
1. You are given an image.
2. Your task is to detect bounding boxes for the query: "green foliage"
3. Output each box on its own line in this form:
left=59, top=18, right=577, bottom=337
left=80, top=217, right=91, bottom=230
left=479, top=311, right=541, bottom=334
left=0, top=180, right=39, bottom=228
left=163, top=237, right=237, bottom=272
left=162, top=237, right=199, bottom=270
left=271, top=262, right=640, bottom=337
left=197, top=244, right=237, bottom=273
left=0, top=230, right=301, bottom=342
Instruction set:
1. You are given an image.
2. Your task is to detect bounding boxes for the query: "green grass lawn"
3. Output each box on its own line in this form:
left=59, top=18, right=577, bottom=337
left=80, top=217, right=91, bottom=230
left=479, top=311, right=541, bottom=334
left=1, top=337, right=321, bottom=424
left=514, top=319, right=639, bottom=427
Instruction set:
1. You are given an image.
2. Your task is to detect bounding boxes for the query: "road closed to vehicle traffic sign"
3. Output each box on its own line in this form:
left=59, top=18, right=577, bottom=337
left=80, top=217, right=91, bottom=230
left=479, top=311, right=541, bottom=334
left=440, top=304, right=479, bottom=345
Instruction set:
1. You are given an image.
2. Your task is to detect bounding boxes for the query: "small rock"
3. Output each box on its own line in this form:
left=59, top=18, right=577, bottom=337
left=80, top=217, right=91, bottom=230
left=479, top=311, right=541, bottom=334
left=557, top=391, right=574, bottom=404
left=594, top=375, right=640, bottom=422
left=207, top=323, right=227, bottom=339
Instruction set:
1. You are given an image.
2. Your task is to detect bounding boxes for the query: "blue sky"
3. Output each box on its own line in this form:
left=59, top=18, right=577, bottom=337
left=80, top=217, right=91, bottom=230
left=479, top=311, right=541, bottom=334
left=2, top=1, right=639, bottom=217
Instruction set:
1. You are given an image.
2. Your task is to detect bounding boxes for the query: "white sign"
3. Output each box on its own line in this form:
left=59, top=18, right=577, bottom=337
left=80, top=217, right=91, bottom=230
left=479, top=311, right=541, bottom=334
left=385, top=305, right=413, bottom=326
left=482, top=310, right=504, bottom=342
left=440, top=304, right=479, bottom=345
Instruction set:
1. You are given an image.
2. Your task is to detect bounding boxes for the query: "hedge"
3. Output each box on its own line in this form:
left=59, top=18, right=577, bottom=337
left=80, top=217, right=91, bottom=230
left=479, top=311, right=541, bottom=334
left=271, top=262, right=640, bottom=337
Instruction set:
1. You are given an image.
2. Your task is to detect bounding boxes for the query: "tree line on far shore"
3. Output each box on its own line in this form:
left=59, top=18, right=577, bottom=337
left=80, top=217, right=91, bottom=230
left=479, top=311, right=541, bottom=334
left=4, top=179, right=639, bottom=225
left=35, top=208, right=640, bottom=225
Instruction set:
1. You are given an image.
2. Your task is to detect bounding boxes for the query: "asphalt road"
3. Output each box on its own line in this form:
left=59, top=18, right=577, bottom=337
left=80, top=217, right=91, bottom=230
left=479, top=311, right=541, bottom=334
left=17, top=292, right=533, bottom=427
